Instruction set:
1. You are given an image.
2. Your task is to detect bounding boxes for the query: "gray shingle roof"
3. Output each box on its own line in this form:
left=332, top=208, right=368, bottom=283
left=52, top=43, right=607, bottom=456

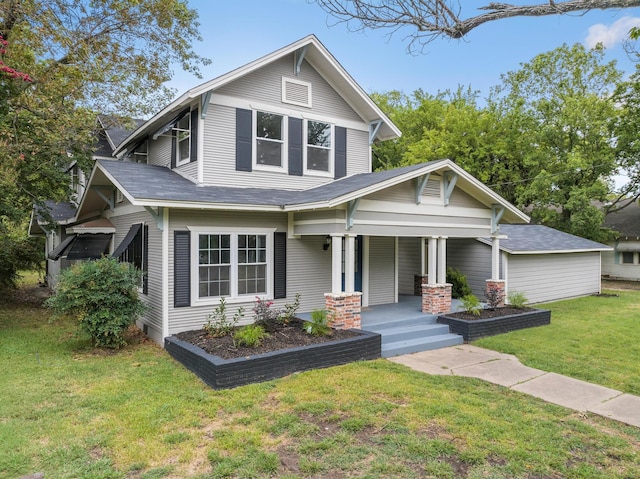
left=97, top=160, right=432, bottom=207
left=603, top=200, right=640, bottom=238
left=40, top=201, right=77, bottom=222
left=489, top=224, right=611, bottom=253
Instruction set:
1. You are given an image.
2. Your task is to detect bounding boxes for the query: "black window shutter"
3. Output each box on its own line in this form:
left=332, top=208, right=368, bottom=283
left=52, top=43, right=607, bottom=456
left=174, top=231, right=191, bottom=307
left=334, top=126, right=347, bottom=179
left=170, top=131, right=177, bottom=169
left=236, top=108, right=252, bottom=172
left=190, top=108, right=198, bottom=163
left=288, top=117, right=303, bottom=176
left=274, top=232, right=286, bottom=299
left=142, top=225, right=149, bottom=295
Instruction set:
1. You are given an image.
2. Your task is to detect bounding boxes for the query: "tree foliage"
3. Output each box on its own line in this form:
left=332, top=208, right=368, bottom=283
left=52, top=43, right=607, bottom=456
left=0, top=0, right=208, bottom=290
left=313, top=0, right=640, bottom=52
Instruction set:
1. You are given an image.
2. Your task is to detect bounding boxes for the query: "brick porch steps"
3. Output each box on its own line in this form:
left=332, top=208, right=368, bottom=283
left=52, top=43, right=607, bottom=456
left=364, top=316, right=464, bottom=358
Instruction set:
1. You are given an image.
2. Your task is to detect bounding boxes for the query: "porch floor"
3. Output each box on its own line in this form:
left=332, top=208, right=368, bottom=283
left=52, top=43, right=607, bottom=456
left=360, top=295, right=463, bottom=327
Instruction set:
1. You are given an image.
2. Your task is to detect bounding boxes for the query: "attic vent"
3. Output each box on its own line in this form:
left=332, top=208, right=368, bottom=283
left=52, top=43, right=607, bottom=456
left=116, top=190, right=124, bottom=203
left=424, top=178, right=441, bottom=198
left=282, top=77, right=312, bottom=108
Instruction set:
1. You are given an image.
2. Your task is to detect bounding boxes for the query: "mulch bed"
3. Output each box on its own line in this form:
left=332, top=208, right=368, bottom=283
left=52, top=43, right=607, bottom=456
left=175, top=318, right=360, bottom=360
left=444, top=306, right=537, bottom=321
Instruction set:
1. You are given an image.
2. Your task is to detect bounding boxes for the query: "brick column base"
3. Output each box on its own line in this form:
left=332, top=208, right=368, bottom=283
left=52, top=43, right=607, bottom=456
left=414, top=274, right=429, bottom=296
left=324, top=292, right=362, bottom=330
left=485, top=280, right=506, bottom=307
left=421, top=283, right=452, bottom=315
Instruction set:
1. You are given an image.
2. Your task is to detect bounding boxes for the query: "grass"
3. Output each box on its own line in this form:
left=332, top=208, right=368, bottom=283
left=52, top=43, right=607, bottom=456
left=1, top=279, right=639, bottom=478
left=475, top=290, right=640, bottom=395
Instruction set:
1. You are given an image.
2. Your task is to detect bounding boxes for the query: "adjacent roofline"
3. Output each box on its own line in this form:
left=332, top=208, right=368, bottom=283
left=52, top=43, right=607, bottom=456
left=113, top=34, right=401, bottom=157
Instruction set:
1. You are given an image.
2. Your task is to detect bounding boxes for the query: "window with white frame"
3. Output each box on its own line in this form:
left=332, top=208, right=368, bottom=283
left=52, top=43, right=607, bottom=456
left=175, top=113, right=190, bottom=166
left=194, top=230, right=272, bottom=301
left=255, top=111, right=284, bottom=168
left=621, top=252, right=637, bottom=264
left=306, top=120, right=332, bottom=173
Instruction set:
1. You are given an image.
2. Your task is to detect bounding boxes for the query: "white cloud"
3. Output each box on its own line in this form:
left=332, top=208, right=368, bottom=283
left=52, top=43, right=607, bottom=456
left=585, top=16, right=640, bottom=49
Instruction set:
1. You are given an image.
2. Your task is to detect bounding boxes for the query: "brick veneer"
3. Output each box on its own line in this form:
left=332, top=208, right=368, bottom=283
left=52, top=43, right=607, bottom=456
left=421, top=283, right=452, bottom=314
left=325, top=292, right=362, bottom=329
left=485, top=279, right=506, bottom=307
left=414, top=274, right=429, bottom=296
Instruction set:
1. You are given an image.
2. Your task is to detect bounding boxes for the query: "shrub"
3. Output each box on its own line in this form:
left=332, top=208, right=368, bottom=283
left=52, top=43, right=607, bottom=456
left=461, top=294, right=482, bottom=316
left=203, top=297, right=243, bottom=337
left=45, top=257, right=145, bottom=348
left=446, top=267, right=472, bottom=299
left=507, top=291, right=529, bottom=309
left=280, top=292, right=301, bottom=324
left=253, top=297, right=281, bottom=327
left=304, top=309, right=331, bottom=336
left=233, top=324, right=269, bottom=347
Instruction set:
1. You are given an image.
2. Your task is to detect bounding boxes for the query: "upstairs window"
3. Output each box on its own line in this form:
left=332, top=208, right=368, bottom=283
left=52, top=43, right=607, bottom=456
left=255, top=111, right=284, bottom=168
left=175, top=113, right=191, bottom=166
left=306, top=120, right=332, bottom=174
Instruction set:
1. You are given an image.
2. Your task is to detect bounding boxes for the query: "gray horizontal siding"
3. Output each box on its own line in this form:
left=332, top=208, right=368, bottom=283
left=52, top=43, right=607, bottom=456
left=398, top=237, right=421, bottom=295
left=601, top=245, right=640, bottom=281
left=368, top=236, right=395, bottom=305
left=447, top=239, right=494, bottom=298
left=287, top=236, right=333, bottom=313
left=507, top=252, right=601, bottom=304
left=148, top=135, right=171, bottom=168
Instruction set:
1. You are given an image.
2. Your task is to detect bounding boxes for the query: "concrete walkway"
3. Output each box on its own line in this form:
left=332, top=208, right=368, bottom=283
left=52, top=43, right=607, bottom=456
left=389, top=344, right=640, bottom=429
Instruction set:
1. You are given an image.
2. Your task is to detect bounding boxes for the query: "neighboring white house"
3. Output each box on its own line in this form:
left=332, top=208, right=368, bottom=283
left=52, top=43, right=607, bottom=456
left=33, top=35, right=608, bottom=347
left=602, top=200, right=640, bottom=281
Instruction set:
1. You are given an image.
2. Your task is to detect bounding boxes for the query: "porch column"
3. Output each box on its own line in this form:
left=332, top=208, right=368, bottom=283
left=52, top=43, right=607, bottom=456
left=437, top=236, right=447, bottom=284
left=491, top=236, right=500, bottom=280
left=422, top=236, right=452, bottom=314
left=414, top=237, right=429, bottom=296
left=486, top=236, right=505, bottom=306
left=331, top=234, right=343, bottom=294
left=344, top=234, right=356, bottom=293
left=428, top=237, right=437, bottom=283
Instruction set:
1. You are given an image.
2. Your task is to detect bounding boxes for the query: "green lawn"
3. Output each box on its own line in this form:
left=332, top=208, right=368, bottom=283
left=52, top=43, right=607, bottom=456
left=475, top=290, right=640, bottom=395
left=1, top=283, right=639, bottom=478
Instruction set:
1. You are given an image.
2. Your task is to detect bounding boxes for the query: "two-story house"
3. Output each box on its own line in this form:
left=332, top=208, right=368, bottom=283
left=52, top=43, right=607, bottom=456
left=36, top=35, right=607, bottom=347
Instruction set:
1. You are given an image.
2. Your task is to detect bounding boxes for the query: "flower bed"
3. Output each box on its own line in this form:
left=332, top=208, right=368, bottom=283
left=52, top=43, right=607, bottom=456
left=165, top=327, right=381, bottom=389
left=437, top=307, right=551, bottom=342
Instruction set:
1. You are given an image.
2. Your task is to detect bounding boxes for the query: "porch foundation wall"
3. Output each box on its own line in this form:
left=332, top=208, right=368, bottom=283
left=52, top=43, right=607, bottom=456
left=414, top=274, right=429, bottom=296
left=325, top=292, right=362, bottom=330
left=486, top=280, right=506, bottom=307
left=421, top=283, right=452, bottom=315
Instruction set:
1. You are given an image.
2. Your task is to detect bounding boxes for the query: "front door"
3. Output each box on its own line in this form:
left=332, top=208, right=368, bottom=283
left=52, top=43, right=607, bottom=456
left=342, top=235, right=363, bottom=292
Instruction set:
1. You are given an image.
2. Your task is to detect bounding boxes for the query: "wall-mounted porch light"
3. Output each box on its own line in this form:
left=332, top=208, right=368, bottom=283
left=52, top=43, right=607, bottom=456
left=323, top=235, right=331, bottom=251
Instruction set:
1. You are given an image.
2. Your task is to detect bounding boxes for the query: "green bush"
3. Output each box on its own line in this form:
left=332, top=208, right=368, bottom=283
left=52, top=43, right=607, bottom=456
left=233, top=324, right=269, bottom=347
left=507, top=291, right=529, bottom=308
left=446, top=267, right=472, bottom=299
left=203, top=297, right=243, bottom=337
left=461, top=294, right=482, bottom=316
left=45, top=257, right=146, bottom=348
left=304, top=309, right=331, bottom=336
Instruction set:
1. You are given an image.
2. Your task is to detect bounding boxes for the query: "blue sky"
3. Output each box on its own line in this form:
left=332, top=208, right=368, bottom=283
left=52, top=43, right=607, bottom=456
left=169, top=1, right=640, bottom=101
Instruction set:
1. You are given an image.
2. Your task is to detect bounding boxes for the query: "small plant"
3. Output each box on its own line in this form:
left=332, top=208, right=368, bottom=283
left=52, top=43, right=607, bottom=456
left=203, top=297, right=243, bottom=337
left=233, top=324, right=269, bottom=347
left=253, top=296, right=281, bottom=326
left=280, top=292, right=301, bottom=324
left=485, top=285, right=505, bottom=310
left=45, top=257, right=146, bottom=348
left=508, top=291, right=529, bottom=309
left=446, top=267, right=472, bottom=299
left=304, top=309, right=331, bottom=336
left=461, top=294, right=482, bottom=317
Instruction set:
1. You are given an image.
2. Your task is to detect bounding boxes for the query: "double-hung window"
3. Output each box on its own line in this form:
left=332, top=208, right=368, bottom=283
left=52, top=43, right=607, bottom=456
left=194, top=229, right=273, bottom=302
left=305, top=120, right=332, bottom=174
left=255, top=111, right=284, bottom=168
left=175, top=113, right=191, bottom=166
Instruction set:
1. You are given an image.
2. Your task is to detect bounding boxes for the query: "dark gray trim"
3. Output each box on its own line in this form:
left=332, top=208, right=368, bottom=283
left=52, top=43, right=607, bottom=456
left=334, top=126, right=347, bottom=179
left=48, top=235, right=75, bottom=260
left=236, top=108, right=252, bottom=172
left=112, top=223, right=142, bottom=258
left=170, top=131, right=177, bottom=169
left=274, top=232, right=286, bottom=299
left=288, top=117, right=303, bottom=176
left=66, top=234, right=112, bottom=260
left=174, top=231, right=191, bottom=307
left=190, top=108, right=198, bottom=164
left=143, top=224, right=149, bottom=295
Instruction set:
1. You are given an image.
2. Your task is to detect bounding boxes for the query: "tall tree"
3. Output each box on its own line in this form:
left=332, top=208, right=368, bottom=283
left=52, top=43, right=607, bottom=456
left=0, top=0, right=209, bottom=289
left=314, top=0, right=640, bottom=52
left=488, top=44, right=622, bottom=240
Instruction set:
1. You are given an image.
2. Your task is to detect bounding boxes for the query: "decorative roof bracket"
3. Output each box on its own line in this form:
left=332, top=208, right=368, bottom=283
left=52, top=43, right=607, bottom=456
left=415, top=173, right=430, bottom=204
left=491, top=205, right=505, bottom=234
left=91, top=186, right=115, bottom=211
left=369, top=120, right=382, bottom=145
left=346, top=198, right=360, bottom=230
left=200, top=91, right=213, bottom=119
left=294, top=45, right=308, bottom=75
left=144, top=206, right=165, bottom=231
left=443, top=171, right=458, bottom=206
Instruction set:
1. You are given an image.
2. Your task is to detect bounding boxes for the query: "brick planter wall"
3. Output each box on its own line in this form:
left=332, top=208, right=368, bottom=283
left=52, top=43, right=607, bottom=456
left=437, top=308, right=551, bottom=342
left=165, top=329, right=381, bottom=389
left=421, top=283, right=452, bottom=314
left=325, top=292, right=362, bottom=329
